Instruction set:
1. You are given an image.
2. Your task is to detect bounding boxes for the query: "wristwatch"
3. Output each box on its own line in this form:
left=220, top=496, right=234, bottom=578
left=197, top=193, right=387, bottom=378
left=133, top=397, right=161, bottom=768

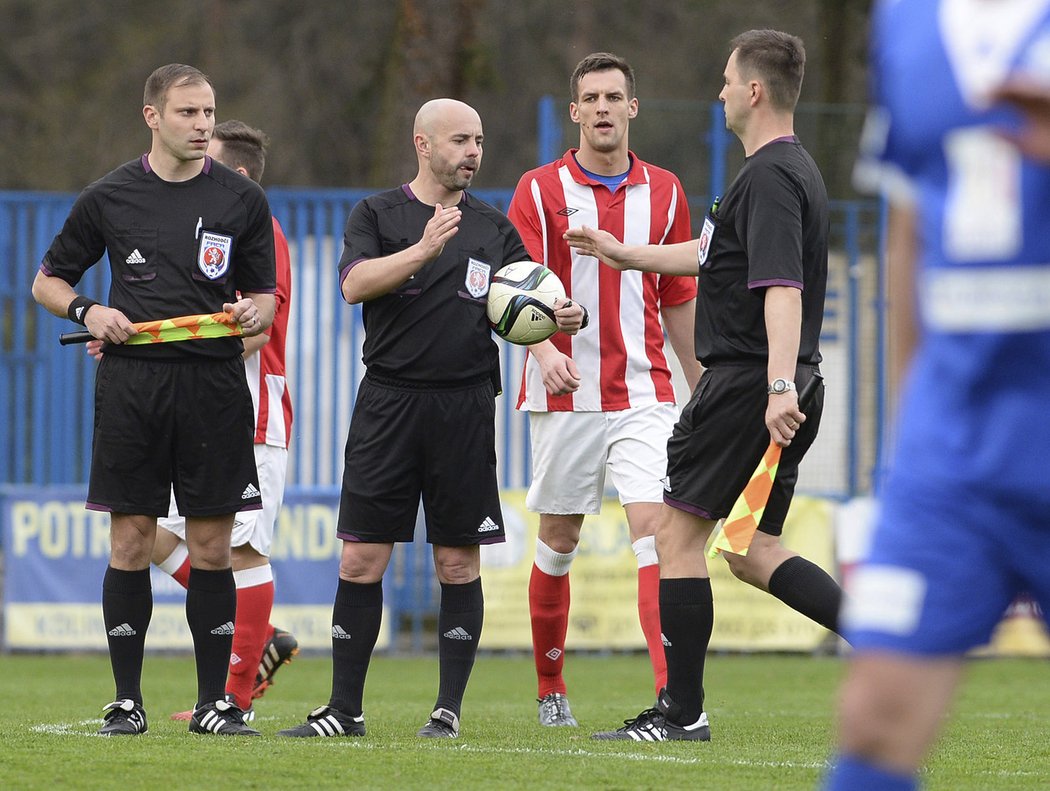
left=767, top=378, right=797, bottom=395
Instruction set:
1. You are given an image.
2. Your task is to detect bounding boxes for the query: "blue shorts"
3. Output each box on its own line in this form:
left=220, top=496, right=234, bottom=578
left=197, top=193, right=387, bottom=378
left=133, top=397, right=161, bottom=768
left=841, top=473, right=1050, bottom=654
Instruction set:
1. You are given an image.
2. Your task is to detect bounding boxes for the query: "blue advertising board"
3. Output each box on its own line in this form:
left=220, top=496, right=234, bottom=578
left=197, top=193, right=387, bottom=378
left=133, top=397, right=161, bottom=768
left=0, top=485, right=391, bottom=651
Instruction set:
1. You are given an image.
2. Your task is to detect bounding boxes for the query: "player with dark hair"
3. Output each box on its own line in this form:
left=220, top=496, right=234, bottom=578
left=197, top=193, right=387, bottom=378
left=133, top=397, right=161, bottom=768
left=31, top=63, right=275, bottom=736
left=149, top=118, right=298, bottom=719
left=277, top=98, right=585, bottom=740
left=824, top=2, right=1050, bottom=788
left=508, top=51, right=700, bottom=727
left=567, top=30, right=841, bottom=741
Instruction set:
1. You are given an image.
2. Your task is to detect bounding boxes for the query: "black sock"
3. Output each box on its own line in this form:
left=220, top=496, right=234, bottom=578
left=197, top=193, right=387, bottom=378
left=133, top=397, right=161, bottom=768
left=434, top=578, right=484, bottom=716
left=102, top=566, right=153, bottom=704
left=660, top=577, right=713, bottom=725
left=767, top=556, right=843, bottom=635
left=329, top=579, right=384, bottom=717
left=186, top=567, right=236, bottom=708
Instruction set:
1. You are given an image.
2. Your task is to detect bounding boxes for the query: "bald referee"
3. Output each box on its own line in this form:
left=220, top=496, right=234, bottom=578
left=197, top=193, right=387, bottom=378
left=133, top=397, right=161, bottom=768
left=278, top=98, right=585, bottom=740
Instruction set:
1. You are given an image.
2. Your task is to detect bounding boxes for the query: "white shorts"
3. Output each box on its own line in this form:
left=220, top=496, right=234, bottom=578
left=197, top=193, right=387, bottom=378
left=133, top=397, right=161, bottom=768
left=525, top=403, right=677, bottom=515
left=157, top=443, right=288, bottom=557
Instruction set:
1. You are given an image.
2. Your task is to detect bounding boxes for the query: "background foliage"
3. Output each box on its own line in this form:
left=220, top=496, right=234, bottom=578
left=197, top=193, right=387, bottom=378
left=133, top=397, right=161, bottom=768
left=2, top=0, right=872, bottom=193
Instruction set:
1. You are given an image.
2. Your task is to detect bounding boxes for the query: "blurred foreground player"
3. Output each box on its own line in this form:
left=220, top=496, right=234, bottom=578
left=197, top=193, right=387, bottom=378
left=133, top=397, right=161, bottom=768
left=825, top=2, right=1050, bottom=789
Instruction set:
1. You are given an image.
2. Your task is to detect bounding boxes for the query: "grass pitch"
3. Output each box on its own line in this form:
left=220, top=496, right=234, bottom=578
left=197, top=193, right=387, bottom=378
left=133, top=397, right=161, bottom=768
left=1, top=651, right=1049, bottom=790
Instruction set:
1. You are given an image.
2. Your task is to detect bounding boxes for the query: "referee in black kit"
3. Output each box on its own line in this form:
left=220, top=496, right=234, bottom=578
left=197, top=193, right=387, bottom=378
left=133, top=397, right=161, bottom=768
left=567, top=30, right=843, bottom=742
left=32, top=64, right=274, bottom=737
left=278, top=98, right=584, bottom=740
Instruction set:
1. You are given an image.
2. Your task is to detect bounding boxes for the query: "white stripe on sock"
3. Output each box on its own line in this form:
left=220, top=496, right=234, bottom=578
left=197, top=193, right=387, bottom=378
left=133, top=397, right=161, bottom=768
left=534, top=539, right=578, bottom=576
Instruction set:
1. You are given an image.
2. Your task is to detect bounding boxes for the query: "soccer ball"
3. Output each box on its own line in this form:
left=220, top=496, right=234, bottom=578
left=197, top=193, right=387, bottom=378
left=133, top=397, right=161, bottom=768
left=486, top=261, right=566, bottom=345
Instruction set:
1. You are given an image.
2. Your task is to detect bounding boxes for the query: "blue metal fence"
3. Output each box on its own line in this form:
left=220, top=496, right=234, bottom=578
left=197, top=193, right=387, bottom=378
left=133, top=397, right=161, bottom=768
left=0, top=101, right=885, bottom=499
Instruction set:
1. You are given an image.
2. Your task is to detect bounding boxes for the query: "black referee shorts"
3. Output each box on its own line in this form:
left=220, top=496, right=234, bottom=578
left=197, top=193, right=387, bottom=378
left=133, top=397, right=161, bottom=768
left=87, top=354, right=261, bottom=517
left=337, top=373, right=505, bottom=546
left=664, top=363, right=823, bottom=536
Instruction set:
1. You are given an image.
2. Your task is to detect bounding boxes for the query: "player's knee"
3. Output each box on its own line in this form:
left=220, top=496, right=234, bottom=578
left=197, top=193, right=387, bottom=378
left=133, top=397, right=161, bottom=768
left=433, top=547, right=480, bottom=584
left=836, top=672, right=909, bottom=760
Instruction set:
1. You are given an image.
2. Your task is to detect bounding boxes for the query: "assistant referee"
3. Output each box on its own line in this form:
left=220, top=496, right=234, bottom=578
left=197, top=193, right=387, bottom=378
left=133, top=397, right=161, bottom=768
left=32, top=63, right=275, bottom=737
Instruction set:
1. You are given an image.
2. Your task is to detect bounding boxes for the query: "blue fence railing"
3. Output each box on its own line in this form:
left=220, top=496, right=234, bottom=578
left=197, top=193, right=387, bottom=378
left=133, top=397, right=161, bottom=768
left=0, top=100, right=885, bottom=499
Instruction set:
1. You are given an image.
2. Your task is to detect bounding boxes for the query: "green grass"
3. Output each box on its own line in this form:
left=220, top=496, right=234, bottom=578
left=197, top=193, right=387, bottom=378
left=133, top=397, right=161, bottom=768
left=1, top=652, right=1048, bottom=790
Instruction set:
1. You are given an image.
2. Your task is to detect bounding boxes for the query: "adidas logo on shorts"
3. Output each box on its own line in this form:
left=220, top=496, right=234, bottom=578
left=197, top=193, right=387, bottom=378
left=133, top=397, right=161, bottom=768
left=211, top=621, right=235, bottom=635
left=108, top=623, right=137, bottom=637
left=241, top=483, right=260, bottom=500
left=478, top=516, right=499, bottom=532
left=443, top=626, right=473, bottom=641
left=125, top=249, right=146, bottom=265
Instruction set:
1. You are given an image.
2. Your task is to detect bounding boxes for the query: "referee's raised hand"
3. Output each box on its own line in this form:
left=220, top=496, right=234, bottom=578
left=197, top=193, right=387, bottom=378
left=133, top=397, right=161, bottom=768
left=419, top=203, right=462, bottom=261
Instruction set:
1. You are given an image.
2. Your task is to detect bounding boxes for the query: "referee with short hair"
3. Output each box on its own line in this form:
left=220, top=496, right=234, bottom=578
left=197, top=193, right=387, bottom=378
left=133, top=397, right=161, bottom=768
left=567, top=30, right=843, bottom=742
left=32, top=63, right=275, bottom=737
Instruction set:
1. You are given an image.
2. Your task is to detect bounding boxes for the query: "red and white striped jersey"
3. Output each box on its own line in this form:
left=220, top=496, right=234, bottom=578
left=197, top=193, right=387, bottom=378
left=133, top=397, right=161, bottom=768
left=508, top=150, right=696, bottom=412
left=245, top=216, right=293, bottom=447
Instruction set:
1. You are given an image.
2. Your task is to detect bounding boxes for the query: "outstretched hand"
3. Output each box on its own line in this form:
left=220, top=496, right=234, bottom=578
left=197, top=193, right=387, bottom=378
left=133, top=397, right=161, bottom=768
left=564, top=226, right=630, bottom=270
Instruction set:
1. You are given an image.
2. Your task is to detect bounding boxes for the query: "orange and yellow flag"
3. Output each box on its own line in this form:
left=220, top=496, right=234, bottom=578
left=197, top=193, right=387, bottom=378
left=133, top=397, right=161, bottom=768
left=707, top=443, right=782, bottom=558
left=124, top=312, right=243, bottom=345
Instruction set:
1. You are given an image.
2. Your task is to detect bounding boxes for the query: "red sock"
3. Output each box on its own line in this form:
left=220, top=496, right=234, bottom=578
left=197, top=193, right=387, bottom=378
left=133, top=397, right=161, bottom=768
left=529, top=564, right=570, bottom=698
left=171, top=557, right=190, bottom=588
left=638, top=563, right=667, bottom=695
left=226, top=567, right=275, bottom=709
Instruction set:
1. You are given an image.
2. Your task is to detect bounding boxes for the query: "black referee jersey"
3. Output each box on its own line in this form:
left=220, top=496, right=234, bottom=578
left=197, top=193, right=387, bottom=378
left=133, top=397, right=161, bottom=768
left=338, top=185, right=529, bottom=383
left=694, top=137, right=828, bottom=367
left=42, top=154, right=276, bottom=360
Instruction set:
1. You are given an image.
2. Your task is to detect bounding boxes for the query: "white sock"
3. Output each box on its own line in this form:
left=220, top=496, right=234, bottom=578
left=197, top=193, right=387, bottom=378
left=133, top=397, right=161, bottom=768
left=632, top=535, right=658, bottom=568
left=534, top=539, right=577, bottom=576
left=156, top=541, right=189, bottom=575
left=233, top=563, right=274, bottom=589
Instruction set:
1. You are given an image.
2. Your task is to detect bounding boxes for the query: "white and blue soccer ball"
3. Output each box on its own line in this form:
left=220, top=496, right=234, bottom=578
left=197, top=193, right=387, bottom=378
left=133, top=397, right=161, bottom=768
left=486, top=261, right=566, bottom=345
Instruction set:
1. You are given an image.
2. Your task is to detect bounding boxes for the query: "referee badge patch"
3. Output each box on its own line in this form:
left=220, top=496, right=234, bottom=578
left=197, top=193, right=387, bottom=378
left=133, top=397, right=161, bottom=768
left=198, top=231, right=234, bottom=280
left=697, top=215, right=715, bottom=268
left=466, top=257, right=491, bottom=298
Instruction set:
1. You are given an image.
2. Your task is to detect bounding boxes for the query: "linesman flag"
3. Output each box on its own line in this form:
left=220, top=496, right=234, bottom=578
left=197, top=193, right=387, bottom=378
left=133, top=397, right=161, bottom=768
left=59, top=312, right=244, bottom=346
left=707, top=373, right=823, bottom=559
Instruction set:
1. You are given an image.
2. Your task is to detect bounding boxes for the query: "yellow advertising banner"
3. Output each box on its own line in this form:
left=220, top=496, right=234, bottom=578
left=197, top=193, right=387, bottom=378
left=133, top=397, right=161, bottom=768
left=480, top=491, right=839, bottom=652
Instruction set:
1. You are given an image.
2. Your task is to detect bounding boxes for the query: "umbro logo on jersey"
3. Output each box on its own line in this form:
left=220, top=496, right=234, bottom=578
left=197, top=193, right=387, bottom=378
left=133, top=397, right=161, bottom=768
left=545, top=647, right=563, bottom=661
left=661, top=633, right=672, bottom=647
left=556, top=207, right=579, bottom=216
left=230, top=652, right=242, bottom=665
left=125, top=249, right=146, bottom=265
left=661, top=476, right=672, bottom=492
left=332, top=625, right=352, bottom=640
left=241, top=483, right=260, bottom=500
left=108, top=623, right=137, bottom=637
left=478, top=516, right=500, bottom=532
left=443, top=626, right=473, bottom=641
left=211, top=621, right=235, bottom=635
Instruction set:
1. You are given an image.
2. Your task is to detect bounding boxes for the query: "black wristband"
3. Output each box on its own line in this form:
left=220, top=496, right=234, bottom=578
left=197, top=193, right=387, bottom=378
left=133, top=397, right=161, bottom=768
left=67, top=296, right=100, bottom=325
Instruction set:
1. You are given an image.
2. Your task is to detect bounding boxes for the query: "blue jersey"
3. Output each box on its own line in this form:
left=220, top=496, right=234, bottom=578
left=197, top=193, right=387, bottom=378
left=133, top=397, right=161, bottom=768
left=865, top=0, right=1050, bottom=502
